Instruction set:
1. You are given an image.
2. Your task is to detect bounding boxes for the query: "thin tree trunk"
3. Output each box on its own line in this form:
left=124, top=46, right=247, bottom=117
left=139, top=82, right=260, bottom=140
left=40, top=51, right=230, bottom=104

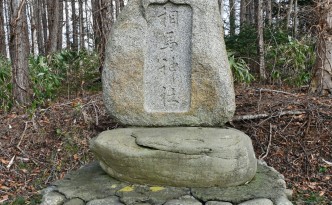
left=115, top=0, right=120, bottom=18
left=0, top=0, right=7, bottom=57
left=72, top=0, right=78, bottom=51
left=257, top=0, right=266, bottom=80
left=229, top=0, right=235, bottom=36
left=310, top=2, right=332, bottom=96
left=277, top=1, right=281, bottom=27
left=46, top=0, right=60, bottom=54
left=65, top=0, right=70, bottom=49
left=27, top=1, right=35, bottom=55
left=9, top=0, right=31, bottom=106
left=92, top=0, right=113, bottom=63
left=293, top=0, right=298, bottom=35
left=84, top=0, right=89, bottom=48
left=218, top=0, right=224, bottom=30
left=119, top=0, right=124, bottom=10
left=79, top=0, right=84, bottom=49
left=286, top=0, right=294, bottom=29
left=35, top=0, right=44, bottom=55
left=57, top=0, right=63, bottom=51
left=266, top=0, right=272, bottom=26
left=41, top=0, right=48, bottom=53
left=240, top=0, right=246, bottom=29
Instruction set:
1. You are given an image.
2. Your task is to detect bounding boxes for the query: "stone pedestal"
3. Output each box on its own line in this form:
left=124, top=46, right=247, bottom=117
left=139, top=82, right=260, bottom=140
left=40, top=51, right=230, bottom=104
left=90, top=127, right=257, bottom=188
left=40, top=161, right=293, bottom=205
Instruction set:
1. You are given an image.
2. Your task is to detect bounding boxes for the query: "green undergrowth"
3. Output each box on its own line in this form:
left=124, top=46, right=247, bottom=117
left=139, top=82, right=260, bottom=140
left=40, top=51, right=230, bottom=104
left=225, top=25, right=315, bottom=86
left=0, top=50, right=101, bottom=113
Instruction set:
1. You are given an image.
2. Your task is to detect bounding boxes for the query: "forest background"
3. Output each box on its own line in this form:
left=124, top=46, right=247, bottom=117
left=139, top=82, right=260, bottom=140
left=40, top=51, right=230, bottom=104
left=0, top=0, right=331, bottom=204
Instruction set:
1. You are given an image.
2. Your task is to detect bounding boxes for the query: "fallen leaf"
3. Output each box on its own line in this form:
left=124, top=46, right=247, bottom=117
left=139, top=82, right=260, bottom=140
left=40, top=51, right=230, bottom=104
left=0, top=195, right=9, bottom=203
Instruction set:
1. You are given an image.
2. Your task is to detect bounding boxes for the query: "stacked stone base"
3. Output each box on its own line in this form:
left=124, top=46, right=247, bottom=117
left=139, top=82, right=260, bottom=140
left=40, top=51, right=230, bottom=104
left=40, top=161, right=293, bottom=205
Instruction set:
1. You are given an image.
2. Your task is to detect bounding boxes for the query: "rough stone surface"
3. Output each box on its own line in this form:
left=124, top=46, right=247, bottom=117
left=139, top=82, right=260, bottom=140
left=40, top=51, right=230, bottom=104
left=90, top=127, right=257, bottom=187
left=40, top=161, right=293, bottom=205
left=163, top=195, right=202, bottom=205
left=40, top=191, right=66, bottom=205
left=275, top=196, right=294, bottom=205
left=53, top=162, right=128, bottom=201
left=238, top=198, right=274, bottom=205
left=63, top=198, right=85, bottom=205
left=86, top=197, right=123, bottom=205
left=116, top=185, right=189, bottom=205
left=206, top=202, right=233, bottom=205
left=102, top=0, right=235, bottom=126
left=191, top=161, right=293, bottom=204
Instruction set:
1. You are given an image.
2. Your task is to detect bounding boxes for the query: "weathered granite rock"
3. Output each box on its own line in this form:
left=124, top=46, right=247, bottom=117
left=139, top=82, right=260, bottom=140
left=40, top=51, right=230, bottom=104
left=53, top=162, right=128, bottom=201
left=86, top=197, right=123, bottom=205
left=40, top=191, right=66, bottom=205
left=238, top=198, right=273, bottom=205
left=275, top=196, right=294, bottom=205
left=191, top=161, right=293, bottom=204
left=63, top=198, right=85, bottom=205
left=103, top=0, right=235, bottom=126
left=206, top=202, right=233, bottom=205
left=40, top=162, right=293, bottom=205
left=116, top=185, right=189, bottom=205
left=90, top=127, right=257, bottom=187
left=163, top=195, right=202, bottom=205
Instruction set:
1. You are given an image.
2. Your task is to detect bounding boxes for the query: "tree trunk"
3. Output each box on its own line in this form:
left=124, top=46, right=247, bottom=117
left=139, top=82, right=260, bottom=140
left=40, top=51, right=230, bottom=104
left=46, top=0, right=60, bottom=54
left=71, top=0, right=78, bottom=51
left=9, top=0, right=31, bottom=106
left=65, top=0, right=70, bottom=49
left=218, top=0, right=224, bottom=29
left=265, top=0, right=272, bottom=26
left=57, top=0, right=63, bottom=51
left=92, top=0, right=113, bottom=63
left=240, top=0, right=246, bottom=29
left=257, top=0, right=266, bottom=81
left=229, top=0, right=235, bottom=36
left=79, top=0, right=84, bottom=49
left=35, top=0, right=44, bottom=55
left=0, top=0, right=7, bottom=57
left=41, top=0, right=48, bottom=53
left=286, top=0, right=294, bottom=29
left=28, top=1, right=38, bottom=55
left=115, top=0, right=120, bottom=18
left=310, top=2, right=332, bottom=96
left=293, top=0, right=298, bottom=36
left=119, top=0, right=124, bottom=10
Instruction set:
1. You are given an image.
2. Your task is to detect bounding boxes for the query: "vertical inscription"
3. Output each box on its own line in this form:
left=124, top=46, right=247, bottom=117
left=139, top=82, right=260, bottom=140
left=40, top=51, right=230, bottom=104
left=145, top=3, right=192, bottom=113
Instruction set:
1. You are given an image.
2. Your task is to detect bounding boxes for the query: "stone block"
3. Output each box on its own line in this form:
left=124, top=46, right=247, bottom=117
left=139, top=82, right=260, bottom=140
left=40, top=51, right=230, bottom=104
left=103, top=0, right=235, bottom=126
left=90, top=127, right=257, bottom=187
left=238, top=198, right=273, bottom=205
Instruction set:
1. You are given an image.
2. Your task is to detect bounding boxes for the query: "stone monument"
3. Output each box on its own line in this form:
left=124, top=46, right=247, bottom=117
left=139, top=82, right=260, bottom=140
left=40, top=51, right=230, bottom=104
left=92, top=0, right=257, bottom=188
left=40, top=0, right=294, bottom=204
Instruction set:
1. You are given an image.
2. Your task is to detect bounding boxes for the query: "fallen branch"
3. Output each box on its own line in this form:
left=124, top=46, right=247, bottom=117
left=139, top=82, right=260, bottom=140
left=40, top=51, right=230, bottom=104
left=255, top=88, right=298, bottom=96
left=6, top=156, right=15, bottom=169
left=232, top=110, right=307, bottom=121
left=259, top=123, right=273, bottom=160
left=16, top=121, right=38, bottom=165
left=322, top=158, right=332, bottom=166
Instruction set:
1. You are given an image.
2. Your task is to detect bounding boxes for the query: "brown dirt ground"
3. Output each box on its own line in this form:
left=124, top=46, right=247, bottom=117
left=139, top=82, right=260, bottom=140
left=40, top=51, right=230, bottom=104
left=0, top=85, right=331, bottom=204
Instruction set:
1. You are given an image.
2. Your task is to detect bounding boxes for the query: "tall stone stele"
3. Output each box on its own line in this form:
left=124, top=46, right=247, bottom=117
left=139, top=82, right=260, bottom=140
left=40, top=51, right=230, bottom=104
left=91, top=0, right=258, bottom=188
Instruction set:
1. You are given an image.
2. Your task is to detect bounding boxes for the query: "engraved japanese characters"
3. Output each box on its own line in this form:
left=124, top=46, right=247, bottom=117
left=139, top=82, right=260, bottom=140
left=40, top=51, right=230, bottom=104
left=102, top=0, right=235, bottom=126
left=145, top=3, right=192, bottom=113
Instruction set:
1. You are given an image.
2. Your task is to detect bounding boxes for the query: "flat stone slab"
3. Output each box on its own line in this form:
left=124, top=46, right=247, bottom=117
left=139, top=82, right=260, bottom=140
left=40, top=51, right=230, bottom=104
left=191, top=161, right=292, bottom=204
left=40, top=161, right=293, bottom=205
left=90, top=127, right=257, bottom=188
left=102, top=0, right=235, bottom=126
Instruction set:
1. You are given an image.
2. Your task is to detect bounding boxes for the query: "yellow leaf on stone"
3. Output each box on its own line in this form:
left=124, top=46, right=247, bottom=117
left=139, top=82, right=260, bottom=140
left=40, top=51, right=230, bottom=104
left=150, top=186, right=165, bottom=192
left=111, top=184, right=117, bottom=189
left=119, top=186, right=134, bottom=192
